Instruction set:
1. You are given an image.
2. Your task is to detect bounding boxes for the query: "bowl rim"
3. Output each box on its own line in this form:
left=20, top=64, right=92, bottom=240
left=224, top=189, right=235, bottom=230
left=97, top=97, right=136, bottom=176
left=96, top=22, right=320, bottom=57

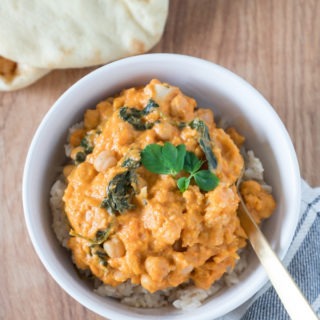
left=23, top=53, right=301, bottom=320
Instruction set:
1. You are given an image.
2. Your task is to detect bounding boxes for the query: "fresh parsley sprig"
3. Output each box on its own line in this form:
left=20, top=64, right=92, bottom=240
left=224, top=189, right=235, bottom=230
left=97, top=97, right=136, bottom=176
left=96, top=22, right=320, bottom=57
left=141, top=142, right=219, bottom=192
left=141, top=142, right=186, bottom=175
left=177, top=151, right=219, bottom=192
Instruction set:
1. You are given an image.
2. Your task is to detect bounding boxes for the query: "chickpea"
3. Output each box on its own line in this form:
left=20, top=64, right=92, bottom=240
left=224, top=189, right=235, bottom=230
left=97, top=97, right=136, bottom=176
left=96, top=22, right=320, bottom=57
left=181, top=265, right=193, bottom=275
left=94, top=150, right=117, bottom=172
left=96, top=100, right=113, bottom=121
left=226, top=127, right=245, bottom=148
left=63, top=164, right=74, bottom=177
left=196, top=108, right=214, bottom=126
left=69, top=128, right=85, bottom=147
left=113, top=96, right=125, bottom=109
left=154, top=122, right=175, bottom=140
left=154, top=83, right=175, bottom=102
left=103, top=237, right=125, bottom=258
left=140, top=274, right=154, bottom=292
left=170, top=94, right=194, bottom=121
left=84, top=109, right=100, bottom=130
left=113, top=270, right=126, bottom=282
left=145, top=256, right=170, bottom=281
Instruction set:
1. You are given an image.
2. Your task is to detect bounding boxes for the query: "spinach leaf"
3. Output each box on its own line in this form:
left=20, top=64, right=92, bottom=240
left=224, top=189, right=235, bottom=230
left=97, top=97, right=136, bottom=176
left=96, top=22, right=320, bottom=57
left=90, top=246, right=108, bottom=267
left=80, top=137, right=93, bottom=154
left=93, top=224, right=114, bottom=244
left=177, top=122, right=187, bottom=130
left=74, top=136, right=93, bottom=165
left=119, top=99, right=159, bottom=130
left=69, top=221, right=114, bottom=245
left=122, top=157, right=141, bottom=169
left=143, top=99, right=159, bottom=114
left=101, top=170, right=136, bottom=214
left=189, top=119, right=218, bottom=170
left=75, top=151, right=86, bottom=164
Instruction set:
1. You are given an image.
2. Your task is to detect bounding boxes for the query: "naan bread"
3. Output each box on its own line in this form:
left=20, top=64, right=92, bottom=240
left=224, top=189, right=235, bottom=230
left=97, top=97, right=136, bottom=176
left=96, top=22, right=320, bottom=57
left=0, top=56, right=49, bottom=91
left=0, top=0, right=169, bottom=69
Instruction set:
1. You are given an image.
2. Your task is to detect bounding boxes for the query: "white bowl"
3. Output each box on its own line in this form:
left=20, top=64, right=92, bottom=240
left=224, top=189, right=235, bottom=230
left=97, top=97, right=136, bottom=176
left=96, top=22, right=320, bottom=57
left=23, top=54, right=301, bottom=320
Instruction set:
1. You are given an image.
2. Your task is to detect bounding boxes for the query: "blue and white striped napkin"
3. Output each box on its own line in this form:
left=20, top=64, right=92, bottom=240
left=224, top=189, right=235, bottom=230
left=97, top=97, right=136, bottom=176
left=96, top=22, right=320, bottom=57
left=221, top=180, right=320, bottom=319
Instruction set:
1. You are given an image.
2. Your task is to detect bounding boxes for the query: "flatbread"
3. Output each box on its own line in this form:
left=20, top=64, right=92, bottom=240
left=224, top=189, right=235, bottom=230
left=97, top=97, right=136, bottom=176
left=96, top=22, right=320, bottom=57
left=0, top=0, right=169, bottom=69
left=0, top=56, right=49, bottom=91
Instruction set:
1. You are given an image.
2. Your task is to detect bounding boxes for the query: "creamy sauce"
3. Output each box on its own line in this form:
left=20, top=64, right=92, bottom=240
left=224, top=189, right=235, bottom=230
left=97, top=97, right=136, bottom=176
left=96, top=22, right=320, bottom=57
left=63, top=79, right=275, bottom=292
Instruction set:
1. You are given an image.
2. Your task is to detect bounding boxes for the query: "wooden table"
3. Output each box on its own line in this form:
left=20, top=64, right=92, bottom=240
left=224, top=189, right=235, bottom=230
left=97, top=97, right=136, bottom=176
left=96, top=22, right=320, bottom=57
left=1, top=1, right=319, bottom=319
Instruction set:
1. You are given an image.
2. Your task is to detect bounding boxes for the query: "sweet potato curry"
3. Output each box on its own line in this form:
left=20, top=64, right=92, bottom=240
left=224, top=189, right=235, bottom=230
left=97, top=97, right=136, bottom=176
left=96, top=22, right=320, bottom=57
left=62, top=79, right=275, bottom=293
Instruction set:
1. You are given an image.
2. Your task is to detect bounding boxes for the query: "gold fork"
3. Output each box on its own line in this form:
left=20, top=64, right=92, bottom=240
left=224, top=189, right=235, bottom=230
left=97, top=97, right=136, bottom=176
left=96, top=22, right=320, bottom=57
left=236, top=175, right=318, bottom=319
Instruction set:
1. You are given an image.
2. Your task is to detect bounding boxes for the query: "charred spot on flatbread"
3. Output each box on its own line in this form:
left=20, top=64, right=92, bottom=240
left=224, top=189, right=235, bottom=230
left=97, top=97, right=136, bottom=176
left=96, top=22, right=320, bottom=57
left=0, top=61, right=50, bottom=92
left=0, top=56, right=17, bottom=82
left=131, top=39, right=146, bottom=54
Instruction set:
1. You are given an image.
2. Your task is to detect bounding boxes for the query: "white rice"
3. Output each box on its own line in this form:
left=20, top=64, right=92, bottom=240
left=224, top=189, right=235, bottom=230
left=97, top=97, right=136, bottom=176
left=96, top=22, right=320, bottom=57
left=64, top=121, right=84, bottom=157
left=243, top=150, right=273, bottom=193
left=50, top=178, right=69, bottom=248
left=50, top=148, right=268, bottom=310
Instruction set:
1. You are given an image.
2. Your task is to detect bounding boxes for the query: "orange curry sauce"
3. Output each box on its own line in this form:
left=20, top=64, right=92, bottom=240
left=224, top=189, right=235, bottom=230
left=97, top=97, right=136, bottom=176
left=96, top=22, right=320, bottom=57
left=63, top=79, right=275, bottom=293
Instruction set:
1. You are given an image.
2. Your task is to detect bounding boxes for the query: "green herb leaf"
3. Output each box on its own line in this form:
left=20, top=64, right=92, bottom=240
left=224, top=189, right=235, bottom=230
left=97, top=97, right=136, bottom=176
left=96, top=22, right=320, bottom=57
left=189, top=119, right=217, bottom=170
left=101, top=170, right=136, bottom=214
left=94, top=224, right=114, bottom=244
left=75, top=151, right=86, bottom=164
left=194, top=170, right=219, bottom=191
left=90, top=246, right=109, bottom=267
left=177, top=177, right=190, bottom=192
left=141, top=144, right=172, bottom=174
left=119, top=99, right=159, bottom=131
left=144, top=99, right=159, bottom=114
left=122, top=150, right=142, bottom=169
left=183, top=151, right=203, bottom=174
left=189, top=119, right=209, bottom=139
left=141, top=143, right=186, bottom=175
left=178, top=122, right=187, bottom=130
left=176, top=144, right=187, bottom=173
left=162, top=142, right=178, bottom=171
left=161, top=143, right=186, bottom=174
left=199, top=139, right=217, bottom=171
left=94, top=250, right=108, bottom=259
left=69, top=221, right=113, bottom=245
left=141, top=142, right=219, bottom=193
left=119, top=107, right=147, bottom=130
left=122, top=157, right=141, bottom=169
left=80, top=137, right=93, bottom=154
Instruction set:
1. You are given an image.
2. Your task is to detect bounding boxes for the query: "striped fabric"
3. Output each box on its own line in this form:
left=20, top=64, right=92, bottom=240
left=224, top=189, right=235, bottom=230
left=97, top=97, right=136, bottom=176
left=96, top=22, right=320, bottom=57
left=221, top=180, right=320, bottom=319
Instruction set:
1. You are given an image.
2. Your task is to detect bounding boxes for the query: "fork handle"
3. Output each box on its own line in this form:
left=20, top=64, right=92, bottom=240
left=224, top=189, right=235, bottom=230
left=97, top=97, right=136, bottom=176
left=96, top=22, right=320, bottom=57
left=238, top=199, right=319, bottom=320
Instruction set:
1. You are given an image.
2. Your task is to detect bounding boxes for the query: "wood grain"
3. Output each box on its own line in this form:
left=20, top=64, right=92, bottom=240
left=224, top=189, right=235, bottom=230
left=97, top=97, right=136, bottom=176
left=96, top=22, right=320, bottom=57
left=1, top=1, right=319, bottom=319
